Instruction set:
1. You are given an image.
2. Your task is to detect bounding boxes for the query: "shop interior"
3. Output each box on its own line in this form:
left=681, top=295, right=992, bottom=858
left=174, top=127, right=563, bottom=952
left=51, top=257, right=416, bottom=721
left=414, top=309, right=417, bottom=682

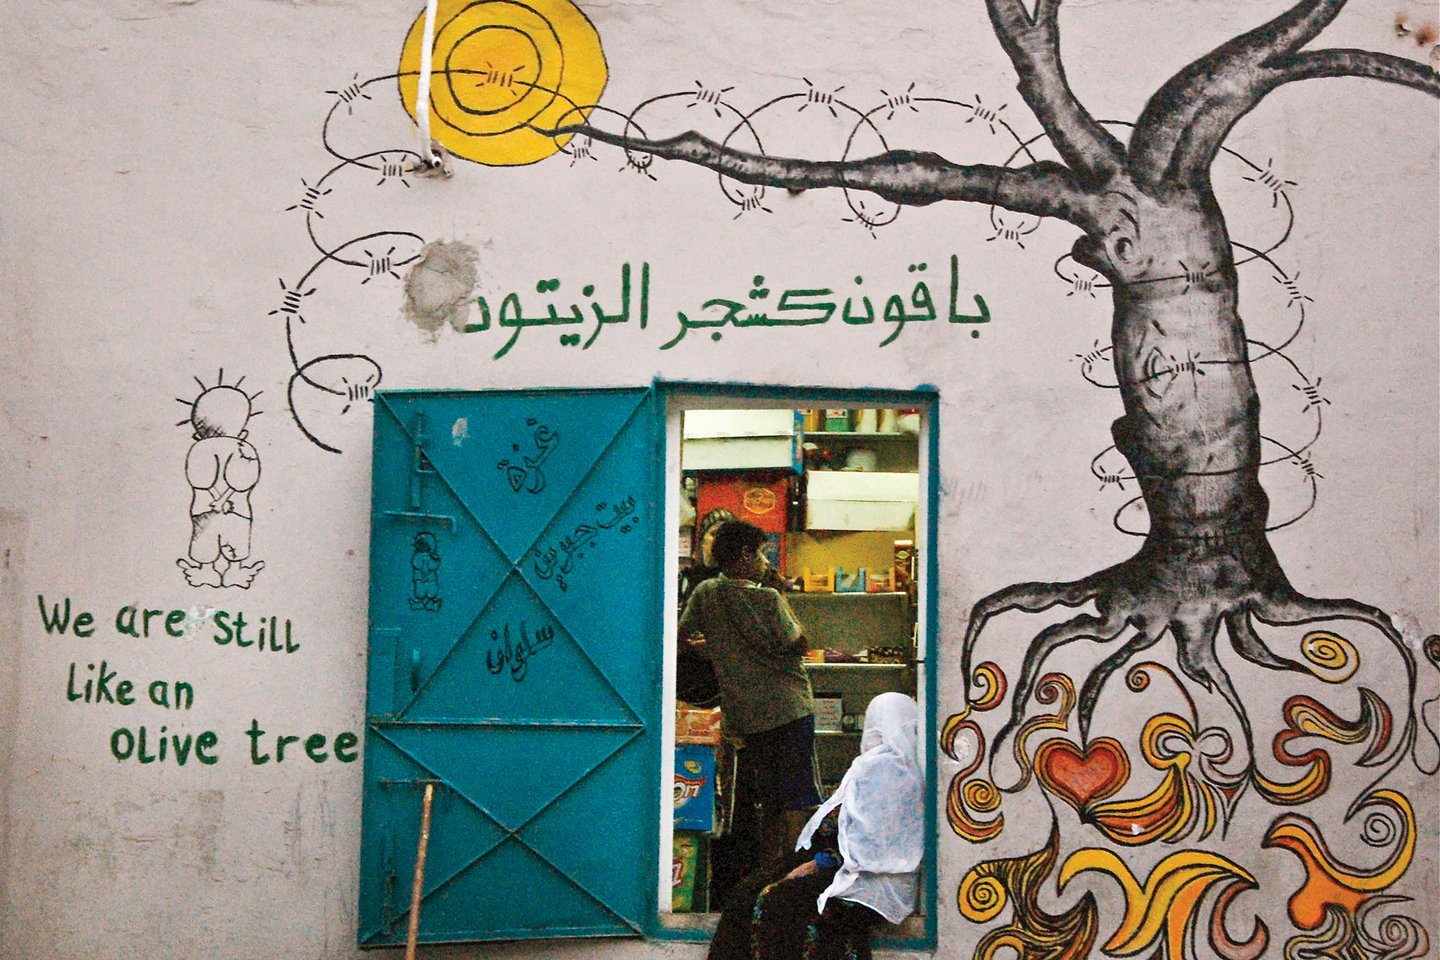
left=666, top=404, right=924, bottom=919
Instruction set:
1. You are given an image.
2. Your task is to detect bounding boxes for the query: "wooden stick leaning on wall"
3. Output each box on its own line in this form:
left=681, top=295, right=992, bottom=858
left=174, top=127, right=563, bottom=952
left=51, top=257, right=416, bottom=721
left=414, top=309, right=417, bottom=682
left=406, top=782, right=437, bottom=960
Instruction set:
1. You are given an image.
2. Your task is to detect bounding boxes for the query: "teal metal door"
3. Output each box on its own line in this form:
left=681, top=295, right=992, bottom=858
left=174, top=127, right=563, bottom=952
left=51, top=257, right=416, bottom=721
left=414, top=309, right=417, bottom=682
left=359, top=387, right=661, bottom=947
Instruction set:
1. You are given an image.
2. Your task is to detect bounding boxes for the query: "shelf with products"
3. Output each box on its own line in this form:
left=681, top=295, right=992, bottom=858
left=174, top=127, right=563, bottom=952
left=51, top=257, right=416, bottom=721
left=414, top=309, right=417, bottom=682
left=670, top=403, right=931, bottom=924
left=799, top=408, right=921, bottom=474
left=807, top=661, right=915, bottom=680
left=803, top=431, right=916, bottom=441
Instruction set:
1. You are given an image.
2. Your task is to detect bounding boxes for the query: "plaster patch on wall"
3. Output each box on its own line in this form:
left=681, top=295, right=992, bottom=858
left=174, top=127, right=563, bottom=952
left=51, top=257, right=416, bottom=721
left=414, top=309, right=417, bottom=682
left=403, top=239, right=479, bottom=339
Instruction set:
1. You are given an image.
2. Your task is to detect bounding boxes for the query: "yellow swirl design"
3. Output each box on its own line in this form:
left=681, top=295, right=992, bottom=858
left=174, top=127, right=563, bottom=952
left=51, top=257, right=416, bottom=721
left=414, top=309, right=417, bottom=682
left=964, top=778, right=1002, bottom=812
left=397, top=0, right=607, bottom=166
left=1300, top=630, right=1359, bottom=683
left=959, top=871, right=1007, bottom=923
left=1059, top=848, right=1256, bottom=959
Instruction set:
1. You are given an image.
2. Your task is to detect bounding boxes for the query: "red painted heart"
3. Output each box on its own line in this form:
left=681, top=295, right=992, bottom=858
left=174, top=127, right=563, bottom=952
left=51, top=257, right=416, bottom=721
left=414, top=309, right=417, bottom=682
left=1035, top=737, right=1131, bottom=811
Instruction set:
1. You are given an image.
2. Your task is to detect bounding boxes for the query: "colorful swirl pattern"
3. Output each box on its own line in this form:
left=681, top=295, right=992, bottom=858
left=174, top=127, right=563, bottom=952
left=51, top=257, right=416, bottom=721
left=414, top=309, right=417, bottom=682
left=970, top=661, right=1008, bottom=712
left=1253, top=689, right=1392, bottom=805
left=1299, top=630, right=1360, bottom=684
left=942, top=705, right=1004, bottom=843
left=1263, top=789, right=1416, bottom=932
left=958, top=822, right=1099, bottom=960
left=1009, top=673, right=1076, bottom=793
left=1086, top=714, right=1228, bottom=846
left=1282, top=897, right=1430, bottom=960
left=1058, top=847, right=1259, bottom=960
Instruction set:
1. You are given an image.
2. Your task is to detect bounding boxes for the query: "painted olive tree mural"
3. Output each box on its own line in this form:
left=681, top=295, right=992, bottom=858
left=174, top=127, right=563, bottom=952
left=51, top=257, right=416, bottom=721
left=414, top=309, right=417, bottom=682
left=545, top=1, right=1439, bottom=953
left=275, top=0, right=1436, bottom=953
left=558, top=0, right=1436, bottom=768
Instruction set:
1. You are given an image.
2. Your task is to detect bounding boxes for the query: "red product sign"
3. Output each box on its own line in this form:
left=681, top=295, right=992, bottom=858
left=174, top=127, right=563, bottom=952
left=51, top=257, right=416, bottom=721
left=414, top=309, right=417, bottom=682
left=696, top=474, right=791, bottom=534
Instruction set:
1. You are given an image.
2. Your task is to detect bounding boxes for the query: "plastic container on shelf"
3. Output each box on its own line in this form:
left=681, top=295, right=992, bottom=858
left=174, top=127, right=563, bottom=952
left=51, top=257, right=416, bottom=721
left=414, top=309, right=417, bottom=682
left=844, top=447, right=878, bottom=471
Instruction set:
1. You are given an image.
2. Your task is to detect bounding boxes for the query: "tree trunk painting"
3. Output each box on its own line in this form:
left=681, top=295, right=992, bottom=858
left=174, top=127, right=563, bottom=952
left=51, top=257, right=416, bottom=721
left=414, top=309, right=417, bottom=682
left=537, top=2, right=1438, bottom=949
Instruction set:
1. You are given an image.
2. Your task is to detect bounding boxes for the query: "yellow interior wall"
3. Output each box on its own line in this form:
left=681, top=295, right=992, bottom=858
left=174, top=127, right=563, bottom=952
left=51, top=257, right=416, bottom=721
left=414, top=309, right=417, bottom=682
left=783, top=530, right=907, bottom=580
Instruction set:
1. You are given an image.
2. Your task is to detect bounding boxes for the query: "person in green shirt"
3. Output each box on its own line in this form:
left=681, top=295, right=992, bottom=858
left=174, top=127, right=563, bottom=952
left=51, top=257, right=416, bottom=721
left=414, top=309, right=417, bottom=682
left=679, top=520, right=821, bottom=867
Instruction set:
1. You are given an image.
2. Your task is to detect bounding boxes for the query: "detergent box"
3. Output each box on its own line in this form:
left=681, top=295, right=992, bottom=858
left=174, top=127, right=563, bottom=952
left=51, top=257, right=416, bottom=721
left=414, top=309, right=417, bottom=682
left=673, top=745, right=717, bottom=832
left=671, top=830, right=707, bottom=912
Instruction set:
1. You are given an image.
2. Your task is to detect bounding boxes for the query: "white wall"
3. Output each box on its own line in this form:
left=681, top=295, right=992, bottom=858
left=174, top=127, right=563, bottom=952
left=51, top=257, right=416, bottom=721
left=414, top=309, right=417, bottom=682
left=1, top=0, right=1435, bottom=957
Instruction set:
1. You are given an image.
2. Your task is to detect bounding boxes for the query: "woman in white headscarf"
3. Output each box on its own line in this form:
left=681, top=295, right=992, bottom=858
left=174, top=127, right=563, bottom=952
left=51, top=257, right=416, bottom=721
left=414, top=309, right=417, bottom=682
left=708, top=692, right=924, bottom=960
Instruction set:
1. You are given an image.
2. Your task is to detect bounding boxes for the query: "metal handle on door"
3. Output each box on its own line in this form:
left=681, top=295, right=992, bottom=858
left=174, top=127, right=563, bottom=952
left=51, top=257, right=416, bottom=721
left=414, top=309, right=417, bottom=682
left=409, top=648, right=422, bottom=692
left=383, top=509, right=454, bottom=529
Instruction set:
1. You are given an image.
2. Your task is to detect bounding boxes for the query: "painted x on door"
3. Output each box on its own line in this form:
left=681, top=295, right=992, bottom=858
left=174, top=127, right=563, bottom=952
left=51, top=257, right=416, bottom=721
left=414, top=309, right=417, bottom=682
left=359, top=387, right=661, bottom=946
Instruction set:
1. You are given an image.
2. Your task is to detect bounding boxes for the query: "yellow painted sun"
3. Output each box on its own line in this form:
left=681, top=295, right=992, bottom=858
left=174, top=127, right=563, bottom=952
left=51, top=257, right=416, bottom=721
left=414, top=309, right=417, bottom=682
left=397, top=0, right=607, bottom=166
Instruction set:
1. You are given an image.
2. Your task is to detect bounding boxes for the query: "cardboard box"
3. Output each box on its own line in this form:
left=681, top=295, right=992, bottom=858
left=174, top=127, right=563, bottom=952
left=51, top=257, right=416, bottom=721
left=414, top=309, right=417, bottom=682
left=684, top=409, right=798, bottom=439
left=672, top=831, right=703, bottom=912
left=676, top=705, right=723, bottom=745
left=806, top=471, right=919, bottom=531
left=801, top=567, right=834, bottom=592
left=682, top=410, right=802, bottom=472
left=834, top=567, right=867, bottom=593
left=674, top=745, right=717, bottom=832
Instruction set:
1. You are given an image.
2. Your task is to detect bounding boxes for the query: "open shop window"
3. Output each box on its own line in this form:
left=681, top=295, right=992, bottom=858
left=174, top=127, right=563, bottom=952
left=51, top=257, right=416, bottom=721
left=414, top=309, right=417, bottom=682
left=657, top=386, right=938, bottom=951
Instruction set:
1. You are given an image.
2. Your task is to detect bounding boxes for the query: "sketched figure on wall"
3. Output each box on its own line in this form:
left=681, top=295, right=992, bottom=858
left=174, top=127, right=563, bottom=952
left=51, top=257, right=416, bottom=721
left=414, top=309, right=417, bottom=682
left=176, top=372, right=265, bottom=589
left=409, top=531, right=442, bottom=611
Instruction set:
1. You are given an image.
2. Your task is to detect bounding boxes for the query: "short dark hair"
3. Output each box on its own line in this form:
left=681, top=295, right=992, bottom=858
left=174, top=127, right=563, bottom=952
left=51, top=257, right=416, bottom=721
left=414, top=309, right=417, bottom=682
left=710, top=520, right=767, bottom=569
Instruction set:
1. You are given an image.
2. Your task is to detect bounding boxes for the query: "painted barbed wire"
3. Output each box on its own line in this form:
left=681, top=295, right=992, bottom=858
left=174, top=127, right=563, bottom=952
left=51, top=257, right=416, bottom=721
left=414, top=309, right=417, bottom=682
left=276, top=70, right=431, bottom=452
left=538, top=81, right=1329, bottom=539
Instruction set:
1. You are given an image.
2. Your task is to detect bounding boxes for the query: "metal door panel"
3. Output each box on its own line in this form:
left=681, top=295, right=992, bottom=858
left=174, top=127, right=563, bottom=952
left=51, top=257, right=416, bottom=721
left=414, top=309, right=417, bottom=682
left=402, top=571, right=640, bottom=724
left=359, top=387, right=659, bottom=947
left=376, top=391, right=653, bottom=562
left=357, top=735, right=514, bottom=934
left=367, top=406, right=514, bottom=717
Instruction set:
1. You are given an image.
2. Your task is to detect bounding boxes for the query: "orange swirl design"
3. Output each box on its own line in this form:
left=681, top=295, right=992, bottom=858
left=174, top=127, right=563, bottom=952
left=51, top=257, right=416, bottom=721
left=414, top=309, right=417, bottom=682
left=1263, top=789, right=1416, bottom=932
left=942, top=707, right=1004, bottom=842
left=1253, top=689, right=1391, bottom=805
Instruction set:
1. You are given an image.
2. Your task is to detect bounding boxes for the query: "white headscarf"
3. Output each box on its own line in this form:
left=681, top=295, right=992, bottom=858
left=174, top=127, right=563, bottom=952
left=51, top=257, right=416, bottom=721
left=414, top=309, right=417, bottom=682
left=795, top=692, right=924, bottom=921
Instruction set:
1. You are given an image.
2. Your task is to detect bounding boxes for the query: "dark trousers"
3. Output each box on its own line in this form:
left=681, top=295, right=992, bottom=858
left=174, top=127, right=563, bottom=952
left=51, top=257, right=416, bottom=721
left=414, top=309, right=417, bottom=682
left=708, top=850, right=883, bottom=960
left=712, top=714, right=822, bottom=905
